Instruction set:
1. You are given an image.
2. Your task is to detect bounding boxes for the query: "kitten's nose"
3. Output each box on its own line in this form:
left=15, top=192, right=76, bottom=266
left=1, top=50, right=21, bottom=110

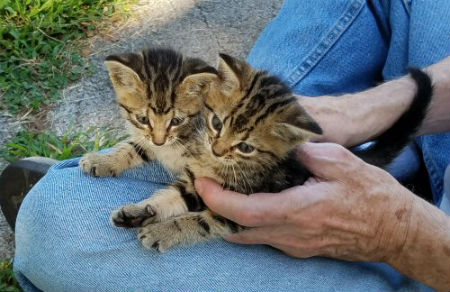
left=212, top=142, right=227, bottom=157
left=152, top=135, right=165, bottom=146
left=153, top=140, right=164, bottom=146
left=212, top=148, right=223, bottom=157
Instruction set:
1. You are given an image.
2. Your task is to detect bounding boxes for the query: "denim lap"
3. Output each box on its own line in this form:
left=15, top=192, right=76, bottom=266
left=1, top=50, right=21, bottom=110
left=14, top=158, right=432, bottom=292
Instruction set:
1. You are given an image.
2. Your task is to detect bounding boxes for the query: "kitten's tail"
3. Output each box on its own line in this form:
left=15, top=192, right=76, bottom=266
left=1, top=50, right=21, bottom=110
left=354, top=68, right=432, bottom=168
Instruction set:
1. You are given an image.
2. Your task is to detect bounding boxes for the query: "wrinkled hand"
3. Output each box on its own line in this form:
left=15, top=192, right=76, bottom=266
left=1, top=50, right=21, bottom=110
left=195, top=142, right=414, bottom=262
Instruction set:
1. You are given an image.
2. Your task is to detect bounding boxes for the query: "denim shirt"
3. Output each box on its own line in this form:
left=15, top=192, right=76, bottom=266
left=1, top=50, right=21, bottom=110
left=248, top=0, right=450, bottom=205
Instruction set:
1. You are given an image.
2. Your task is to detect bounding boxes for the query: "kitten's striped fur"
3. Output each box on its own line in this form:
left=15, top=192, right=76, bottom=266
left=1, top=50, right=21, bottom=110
left=81, top=48, right=432, bottom=252
left=80, top=48, right=216, bottom=176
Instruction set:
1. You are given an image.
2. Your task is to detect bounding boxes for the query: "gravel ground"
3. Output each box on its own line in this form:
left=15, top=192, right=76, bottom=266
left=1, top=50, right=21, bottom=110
left=0, top=0, right=283, bottom=260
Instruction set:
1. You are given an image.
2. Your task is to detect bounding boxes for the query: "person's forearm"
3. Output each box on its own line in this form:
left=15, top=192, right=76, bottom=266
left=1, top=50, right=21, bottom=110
left=388, top=195, right=450, bottom=292
left=300, top=56, right=450, bottom=147
left=300, top=77, right=416, bottom=146
left=418, top=57, right=450, bottom=135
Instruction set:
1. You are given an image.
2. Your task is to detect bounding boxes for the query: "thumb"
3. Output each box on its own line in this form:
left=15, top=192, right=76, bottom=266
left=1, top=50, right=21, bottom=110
left=296, top=142, right=362, bottom=180
left=195, top=177, right=291, bottom=227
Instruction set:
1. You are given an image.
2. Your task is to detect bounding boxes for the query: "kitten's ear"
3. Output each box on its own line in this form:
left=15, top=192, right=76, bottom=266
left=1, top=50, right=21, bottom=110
left=178, top=59, right=218, bottom=114
left=217, top=53, right=252, bottom=93
left=177, top=72, right=217, bottom=115
left=271, top=103, right=322, bottom=143
left=182, top=58, right=218, bottom=77
left=105, top=53, right=144, bottom=93
left=179, top=72, right=218, bottom=96
left=180, top=58, right=218, bottom=97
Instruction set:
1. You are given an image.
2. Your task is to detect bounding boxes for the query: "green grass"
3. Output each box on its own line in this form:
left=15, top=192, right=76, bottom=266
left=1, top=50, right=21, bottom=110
left=0, top=260, right=21, bottom=292
left=0, top=0, right=131, bottom=114
left=1, top=126, right=126, bottom=162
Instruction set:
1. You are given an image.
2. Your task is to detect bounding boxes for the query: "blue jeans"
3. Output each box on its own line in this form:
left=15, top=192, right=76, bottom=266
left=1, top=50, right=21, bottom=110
left=14, top=0, right=450, bottom=291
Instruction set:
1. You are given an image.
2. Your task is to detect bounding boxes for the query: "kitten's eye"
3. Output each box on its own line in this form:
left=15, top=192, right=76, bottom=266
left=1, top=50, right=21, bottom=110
left=170, top=117, right=184, bottom=127
left=136, top=115, right=149, bottom=124
left=237, top=142, right=255, bottom=154
left=211, top=114, right=223, bottom=131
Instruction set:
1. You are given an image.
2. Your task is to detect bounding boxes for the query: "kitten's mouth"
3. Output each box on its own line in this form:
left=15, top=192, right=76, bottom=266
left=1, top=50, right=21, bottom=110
left=213, top=154, right=235, bottom=165
left=164, top=138, right=181, bottom=147
left=220, top=160, right=235, bottom=166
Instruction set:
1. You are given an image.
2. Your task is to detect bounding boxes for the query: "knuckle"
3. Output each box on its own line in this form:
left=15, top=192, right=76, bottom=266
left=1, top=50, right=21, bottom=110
left=333, top=144, right=352, bottom=161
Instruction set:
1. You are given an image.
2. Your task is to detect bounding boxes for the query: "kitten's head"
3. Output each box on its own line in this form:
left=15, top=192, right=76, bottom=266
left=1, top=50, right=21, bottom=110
left=201, top=53, right=322, bottom=166
left=105, top=48, right=217, bottom=146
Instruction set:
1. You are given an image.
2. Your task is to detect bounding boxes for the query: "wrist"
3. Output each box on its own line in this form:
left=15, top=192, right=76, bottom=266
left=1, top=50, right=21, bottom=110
left=298, top=96, right=356, bottom=146
left=418, top=57, right=450, bottom=135
left=345, top=76, right=417, bottom=146
left=375, top=184, right=415, bottom=263
left=386, top=192, right=450, bottom=291
left=382, top=187, right=416, bottom=264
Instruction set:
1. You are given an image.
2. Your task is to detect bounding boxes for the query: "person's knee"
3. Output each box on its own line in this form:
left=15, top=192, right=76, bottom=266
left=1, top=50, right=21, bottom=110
left=15, top=169, right=68, bottom=234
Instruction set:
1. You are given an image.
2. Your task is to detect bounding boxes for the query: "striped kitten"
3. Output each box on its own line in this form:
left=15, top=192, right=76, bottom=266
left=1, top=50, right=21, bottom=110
left=112, top=53, right=432, bottom=252
left=80, top=48, right=216, bottom=178
left=80, top=48, right=218, bottom=226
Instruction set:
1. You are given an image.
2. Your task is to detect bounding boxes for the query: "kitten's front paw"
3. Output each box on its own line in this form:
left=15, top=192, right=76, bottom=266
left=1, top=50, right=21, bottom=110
left=80, top=153, right=120, bottom=177
left=111, top=204, right=156, bottom=227
left=138, top=221, right=181, bottom=252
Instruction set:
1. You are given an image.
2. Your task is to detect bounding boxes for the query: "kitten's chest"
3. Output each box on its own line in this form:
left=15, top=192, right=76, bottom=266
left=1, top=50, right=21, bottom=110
left=186, top=154, right=224, bottom=182
left=151, top=146, right=187, bottom=172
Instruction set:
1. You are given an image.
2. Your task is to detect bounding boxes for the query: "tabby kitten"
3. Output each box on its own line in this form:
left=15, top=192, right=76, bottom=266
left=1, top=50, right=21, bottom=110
left=111, top=53, right=432, bottom=252
left=80, top=48, right=217, bottom=225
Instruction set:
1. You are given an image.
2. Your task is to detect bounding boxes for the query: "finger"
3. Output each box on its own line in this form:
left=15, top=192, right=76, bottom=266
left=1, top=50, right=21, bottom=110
left=195, top=177, right=291, bottom=227
left=227, top=229, right=320, bottom=259
left=296, top=142, right=362, bottom=179
left=270, top=243, right=318, bottom=259
left=225, top=227, right=275, bottom=244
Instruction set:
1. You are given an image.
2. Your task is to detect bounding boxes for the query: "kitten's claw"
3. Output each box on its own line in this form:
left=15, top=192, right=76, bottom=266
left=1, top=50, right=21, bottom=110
left=111, top=204, right=156, bottom=227
left=138, top=221, right=181, bottom=252
left=80, top=153, right=120, bottom=177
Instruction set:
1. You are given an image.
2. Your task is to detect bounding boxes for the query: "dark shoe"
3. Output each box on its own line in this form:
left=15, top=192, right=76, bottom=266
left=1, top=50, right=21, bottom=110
left=0, top=157, right=57, bottom=230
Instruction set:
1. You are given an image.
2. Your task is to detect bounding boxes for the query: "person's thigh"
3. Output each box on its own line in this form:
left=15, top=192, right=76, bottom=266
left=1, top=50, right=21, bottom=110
left=248, top=0, right=388, bottom=96
left=14, top=158, right=431, bottom=292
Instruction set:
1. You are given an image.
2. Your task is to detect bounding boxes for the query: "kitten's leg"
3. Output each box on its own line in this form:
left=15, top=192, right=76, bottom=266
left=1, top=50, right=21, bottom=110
left=111, top=172, right=204, bottom=227
left=80, top=140, right=153, bottom=177
left=138, top=210, right=243, bottom=252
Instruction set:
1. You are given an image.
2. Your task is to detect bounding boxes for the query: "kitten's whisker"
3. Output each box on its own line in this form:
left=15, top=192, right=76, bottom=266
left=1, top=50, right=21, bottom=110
left=231, top=163, right=238, bottom=191
left=134, top=136, right=149, bottom=149
left=236, top=162, right=253, bottom=194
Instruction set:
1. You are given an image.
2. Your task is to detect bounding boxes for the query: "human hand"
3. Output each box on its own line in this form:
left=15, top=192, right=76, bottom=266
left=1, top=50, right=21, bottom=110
left=195, top=142, right=413, bottom=262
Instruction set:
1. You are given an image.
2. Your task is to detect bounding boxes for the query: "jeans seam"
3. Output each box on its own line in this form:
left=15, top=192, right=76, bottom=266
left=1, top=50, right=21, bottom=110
left=421, top=138, right=444, bottom=203
left=285, top=0, right=366, bottom=87
left=401, top=0, right=411, bottom=16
